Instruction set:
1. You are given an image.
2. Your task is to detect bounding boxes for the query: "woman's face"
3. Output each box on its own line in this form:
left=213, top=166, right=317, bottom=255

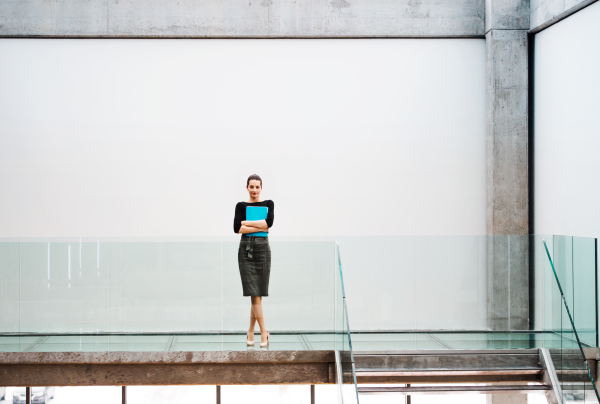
left=247, top=180, right=262, bottom=199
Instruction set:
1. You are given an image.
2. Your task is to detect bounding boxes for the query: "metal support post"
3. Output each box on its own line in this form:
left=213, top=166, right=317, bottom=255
left=26, top=387, right=30, bottom=404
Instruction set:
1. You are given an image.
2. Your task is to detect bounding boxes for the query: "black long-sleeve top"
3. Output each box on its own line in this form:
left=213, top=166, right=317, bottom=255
left=233, top=200, right=275, bottom=234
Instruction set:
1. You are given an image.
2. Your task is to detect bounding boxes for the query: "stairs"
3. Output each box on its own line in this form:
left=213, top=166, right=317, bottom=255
left=352, top=349, right=561, bottom=397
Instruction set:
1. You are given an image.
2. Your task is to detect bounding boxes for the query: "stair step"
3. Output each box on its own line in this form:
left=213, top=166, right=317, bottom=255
left=358, top=385, right=551, bottom=395
left=355, top=369, right=542, bottom=376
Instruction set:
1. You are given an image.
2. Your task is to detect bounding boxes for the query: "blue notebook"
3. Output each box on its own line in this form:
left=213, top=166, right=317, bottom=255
left=246, top=206, right=269, bottom=237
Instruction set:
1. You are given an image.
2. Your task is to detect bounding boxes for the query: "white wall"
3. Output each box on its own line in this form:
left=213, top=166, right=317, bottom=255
left=0, top=38, right=488, bottom=331
left=0, top=38, right=486, bottom=238
left=534, top=1, right=600, bottom=238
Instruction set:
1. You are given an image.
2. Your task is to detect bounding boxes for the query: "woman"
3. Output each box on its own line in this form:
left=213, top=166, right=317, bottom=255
left=233, top=174, right=274, bottom=347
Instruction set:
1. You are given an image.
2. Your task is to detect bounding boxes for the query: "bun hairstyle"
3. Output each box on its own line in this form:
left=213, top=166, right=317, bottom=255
left=247, top=174, right=262, bottom=187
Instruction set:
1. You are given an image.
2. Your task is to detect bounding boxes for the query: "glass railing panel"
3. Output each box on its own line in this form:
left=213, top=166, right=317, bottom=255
left=108, top=238, right=123, bottom=332
left=3, top=234, right=596, bottom=361
left=532, top=234, right=552, bottom=332
left=2, top=237, right=342, bottom=350
left=0, top=238, right=20, bottom=333
left=558, top=299, right=595, bottom=404
left=334, top=242, right=346, bottom=403
left=415, top=235, right=487, bottom=330
left=336, top=243, right=359, bottom=404
left=554, top=235, right=575, bottom=312
left=572, top=236, right=597, bottom=348
left=543, top=239, right=600, bottom=403
left=19, top=237, right=115, bottom=333
left=543, top=236, right=562, bottom=346
left=335, top=243, right=344, bottom=350
left=121, top=237, right=222, bottom=333
left=332, top=236, right=487, bottom=333
left=333, top=236, right=416, bottom=332
left=222, top=237, right=242, bottom=336
left=544, top=235, right=597, bottom=348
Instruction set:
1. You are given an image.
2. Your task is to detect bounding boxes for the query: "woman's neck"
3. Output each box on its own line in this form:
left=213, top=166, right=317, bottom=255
left=248, top=198, right=262, bottom=203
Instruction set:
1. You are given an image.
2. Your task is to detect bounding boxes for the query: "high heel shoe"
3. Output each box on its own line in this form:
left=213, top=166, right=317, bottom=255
left=246, top=332, right=255, bottom=346
left=260, top=332, right=270, bottom=347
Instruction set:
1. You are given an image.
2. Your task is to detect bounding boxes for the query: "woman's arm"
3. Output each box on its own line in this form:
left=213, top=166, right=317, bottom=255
left=266, top=201, right=274, bottom=228
left=242, top=219, right=268, bottom=229
left=238, top=225, right=269, bottom=234
left=233, top=203, right=243, bottom=234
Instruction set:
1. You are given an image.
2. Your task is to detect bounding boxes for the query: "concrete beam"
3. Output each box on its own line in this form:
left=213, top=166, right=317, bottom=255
left=0, top=362, right=334, bottom=386
left=0, top=350, right=336, bottom=365
left=530, top=0, right=598, bottom=33
left=0, top=0, right=485, bottom=37
left=485, top=0, right=530, bottom=32
left=0, top=350, right=337, bottom=386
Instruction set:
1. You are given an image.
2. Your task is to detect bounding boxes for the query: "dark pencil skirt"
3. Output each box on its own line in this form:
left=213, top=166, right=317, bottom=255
left=238, top=236, right=271, bottom=297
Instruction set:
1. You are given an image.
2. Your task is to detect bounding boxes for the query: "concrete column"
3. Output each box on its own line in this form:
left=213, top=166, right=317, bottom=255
left=485, top=0, right=530, bottom=330
left=487, top=234, right=529, bottom=330
left=487, top=392, right=528, bottom=404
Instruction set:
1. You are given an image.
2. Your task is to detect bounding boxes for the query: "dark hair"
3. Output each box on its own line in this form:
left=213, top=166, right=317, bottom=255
left=247, top=174, right=262, bottom=187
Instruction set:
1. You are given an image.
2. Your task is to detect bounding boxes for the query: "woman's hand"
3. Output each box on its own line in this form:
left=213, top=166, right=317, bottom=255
left=242, top=219, right=268, bottom=229
left=239, top=225, right=269, bottom=234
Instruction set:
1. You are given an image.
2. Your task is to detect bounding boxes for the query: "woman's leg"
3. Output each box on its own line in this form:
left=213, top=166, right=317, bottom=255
left=248, top=300, right=257, bottom=338
left=251, top=296, right=268, bottom=343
